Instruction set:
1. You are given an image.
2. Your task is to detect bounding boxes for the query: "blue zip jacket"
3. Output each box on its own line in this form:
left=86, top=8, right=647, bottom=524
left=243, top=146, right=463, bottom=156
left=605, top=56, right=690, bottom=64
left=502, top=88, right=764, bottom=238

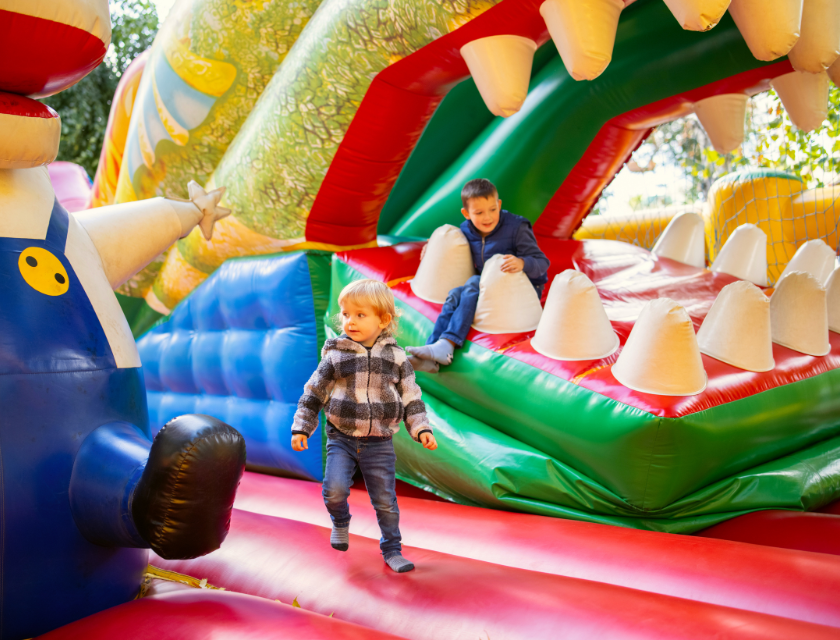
left=460, top=210, right=550, bottom=289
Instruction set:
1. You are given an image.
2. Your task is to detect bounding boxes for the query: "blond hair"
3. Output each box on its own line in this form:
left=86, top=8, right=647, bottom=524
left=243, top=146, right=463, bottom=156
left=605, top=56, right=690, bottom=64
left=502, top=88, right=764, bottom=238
left=336, top=279, right=401, bottom=335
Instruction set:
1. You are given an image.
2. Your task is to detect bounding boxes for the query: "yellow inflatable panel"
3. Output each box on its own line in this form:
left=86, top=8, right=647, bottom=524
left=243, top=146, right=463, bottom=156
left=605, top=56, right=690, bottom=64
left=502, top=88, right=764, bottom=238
left=574, top=205, right=702, bottom=251
left=704, top=169, right=809, bottom=285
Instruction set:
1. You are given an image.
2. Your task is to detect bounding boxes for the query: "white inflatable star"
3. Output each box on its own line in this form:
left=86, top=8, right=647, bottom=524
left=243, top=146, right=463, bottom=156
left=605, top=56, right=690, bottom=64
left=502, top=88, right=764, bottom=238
left=187, top=180, right=232, bottom=241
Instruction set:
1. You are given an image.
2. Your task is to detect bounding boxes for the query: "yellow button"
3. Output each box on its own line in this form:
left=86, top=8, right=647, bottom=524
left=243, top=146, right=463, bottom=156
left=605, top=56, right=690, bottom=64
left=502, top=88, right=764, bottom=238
left=19, top=247, right=69, bottom=297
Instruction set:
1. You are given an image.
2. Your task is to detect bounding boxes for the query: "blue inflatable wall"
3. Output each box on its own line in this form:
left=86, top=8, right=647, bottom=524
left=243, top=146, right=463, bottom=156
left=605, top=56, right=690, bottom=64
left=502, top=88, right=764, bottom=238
left=137, top=251, right=331, bottom=480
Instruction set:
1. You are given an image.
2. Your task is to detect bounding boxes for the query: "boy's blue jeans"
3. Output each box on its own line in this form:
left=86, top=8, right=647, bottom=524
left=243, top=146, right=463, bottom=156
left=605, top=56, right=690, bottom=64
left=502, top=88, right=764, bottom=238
left=322, top=425, right=402, bottom=558
left=428, top=275, right=544, bottom=347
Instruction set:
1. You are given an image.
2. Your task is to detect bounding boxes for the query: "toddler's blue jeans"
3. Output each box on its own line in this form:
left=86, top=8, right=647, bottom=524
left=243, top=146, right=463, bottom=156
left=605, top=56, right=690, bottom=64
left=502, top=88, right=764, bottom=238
left=428, top=275, right=544, bottom=347
left=322, top=425, right=402, bottom=558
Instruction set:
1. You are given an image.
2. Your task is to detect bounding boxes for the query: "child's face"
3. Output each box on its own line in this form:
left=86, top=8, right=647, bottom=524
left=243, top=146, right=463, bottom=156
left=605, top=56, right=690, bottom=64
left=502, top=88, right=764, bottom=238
left=462, top=196, right=502, bottom=236
left=340, top=300, right=392, bottom=347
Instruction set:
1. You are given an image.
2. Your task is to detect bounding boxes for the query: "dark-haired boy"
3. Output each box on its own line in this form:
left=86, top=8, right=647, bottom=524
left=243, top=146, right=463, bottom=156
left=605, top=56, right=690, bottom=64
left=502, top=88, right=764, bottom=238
left=407, top=179, right=550, bottom=372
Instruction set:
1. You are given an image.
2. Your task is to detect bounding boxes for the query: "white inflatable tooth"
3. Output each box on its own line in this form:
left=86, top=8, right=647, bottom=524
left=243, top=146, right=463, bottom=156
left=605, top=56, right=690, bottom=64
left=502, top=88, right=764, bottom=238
left=788, top=0, right=840, bottom=73
left=697, top=281, right=775, bottom=372
left=710, top=223, right=768, bottom=286
left=771, top=70, right=830, bottom=132
left=651, top=212, right=706, bottom=268
left=539, top=0, right=624, bottom=81
left=778, top=238, right=836, bottom=285
left=661, top=0, right=731, bottom=31
left=612, top=298, right=707, bottom=396
left=410, top=225, right=475, bottom=304
left=826, top=267, right=840, bottom=333
left=460, top=36, right=538, bottom=118
left=531, top=270, right=619, bottom=360
left=693, top=93, right=748, bottom=153
left=770, top=271, right=830, bottom=355
left=472, top=254, right=543, bottom=334
left=728, top=0, right=804, bottom=61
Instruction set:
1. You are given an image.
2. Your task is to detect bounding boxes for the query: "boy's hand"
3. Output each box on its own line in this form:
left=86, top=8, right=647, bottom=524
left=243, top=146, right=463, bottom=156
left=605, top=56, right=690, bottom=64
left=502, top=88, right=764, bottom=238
left=292, top=434, right=309, bottom=451
left=500, top=255, right=525, bottom=273
left=420, top=432, right=438, bottom=450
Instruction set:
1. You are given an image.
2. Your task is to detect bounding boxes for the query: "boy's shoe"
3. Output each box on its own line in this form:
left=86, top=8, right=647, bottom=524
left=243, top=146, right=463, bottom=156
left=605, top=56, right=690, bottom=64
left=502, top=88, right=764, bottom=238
left=385, top=553, right=415, bottom=573
left=408, top=354, right=439, bottom=374
left=330, top=525, right=349, bottom=551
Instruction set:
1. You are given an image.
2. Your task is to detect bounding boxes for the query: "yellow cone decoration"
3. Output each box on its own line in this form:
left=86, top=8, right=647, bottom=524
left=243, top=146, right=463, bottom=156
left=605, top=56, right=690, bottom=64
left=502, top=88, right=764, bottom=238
left=531, top=270, right=619, bottom=360
left=539, top=0, right=624, bottom=81
left=662, top=0, right=731, bottom=31
left=770, top=271, right=830, bottom=355
left=460, top=36, right=538, bottom=118
left=697, top=281, right=775, bottom=371
left=788, top=0, right=840, bottom=73
left=652, top=212, right=706, bottom=268
left=778, top=238, right=836, bottom=285
left=728, top=0, right=804, bottom=61
left=612, top=298, right=708, bottom=396
left=472, top=254, right=543, bottom=334
left=410, top=225, right=475, bottom=304
left=693, top=93, right=748, bottom=153
left=771, top=70, right=830, bottom=132
left=826, top=267, right=840, bottom=333
left=710, top=223, right=768, bottom=286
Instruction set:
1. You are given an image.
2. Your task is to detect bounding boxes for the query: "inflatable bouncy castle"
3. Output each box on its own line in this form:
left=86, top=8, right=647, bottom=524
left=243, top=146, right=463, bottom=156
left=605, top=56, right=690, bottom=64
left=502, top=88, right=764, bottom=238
left=5, top=0, right=840, bottom=637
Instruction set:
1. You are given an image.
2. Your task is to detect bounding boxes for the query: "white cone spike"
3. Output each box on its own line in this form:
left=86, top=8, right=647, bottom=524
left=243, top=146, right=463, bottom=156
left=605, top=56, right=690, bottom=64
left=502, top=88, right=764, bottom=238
left=539, top=0, right=624, bottom=81
left=460, top=36, right=538, bottom=118
left=728, top=0, right=803, bottom=61
left=771, top=70, right=830, bottom=132
left=410, top=225, right=475, bottom=304
left=830, top=56, right=840, bottom=86
left=693, top=93, right=748, bottom=153
left=697, top=281, right=775, bottom=371
left=472, top=254, right=543, bottom=334
left=662, top=0, right=731, bottom=31
left=826, top=267, right=840, bottom=333
left=770, top=271, right=830, bottom=355
left=778, top=238, right=836, bottom=285
left=710, top=223, right=768, bottom=286
left=788, top=0, right=840, bottom=73
left=612, top=298, right=707, bottom=396
left=531, top=270, right=619, bottom=360
left=651, top=212, right=706, bottom=268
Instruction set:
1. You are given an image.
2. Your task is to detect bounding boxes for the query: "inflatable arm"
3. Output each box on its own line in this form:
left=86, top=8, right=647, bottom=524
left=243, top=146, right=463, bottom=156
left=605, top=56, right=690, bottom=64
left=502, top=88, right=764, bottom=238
left=70, top=415, right=246, bottom=559
left=75, top=182, right=230, bottom=289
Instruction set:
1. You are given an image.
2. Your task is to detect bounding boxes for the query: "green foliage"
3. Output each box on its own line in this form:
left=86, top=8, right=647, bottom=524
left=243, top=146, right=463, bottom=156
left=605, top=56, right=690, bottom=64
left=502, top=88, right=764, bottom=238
left=631, top=83, right=840, bottom=205
left=41, top=0, right=159, bottom=177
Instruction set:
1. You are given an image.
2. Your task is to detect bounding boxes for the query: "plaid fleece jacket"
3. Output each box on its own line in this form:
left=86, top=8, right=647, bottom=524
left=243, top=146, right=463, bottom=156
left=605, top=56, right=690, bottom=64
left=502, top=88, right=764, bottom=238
left=292, top=333, right=431, bottom=441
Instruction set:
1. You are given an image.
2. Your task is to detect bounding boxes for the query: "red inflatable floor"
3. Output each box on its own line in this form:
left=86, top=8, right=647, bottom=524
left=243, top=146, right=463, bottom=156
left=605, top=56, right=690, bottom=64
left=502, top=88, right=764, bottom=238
left=697, top=510, right=840, bottom=555
left=234, top=472, right=840, bottom=627
left=150, top=508, right=840, bottom=639
left=37, top=589, right=405, bottom=640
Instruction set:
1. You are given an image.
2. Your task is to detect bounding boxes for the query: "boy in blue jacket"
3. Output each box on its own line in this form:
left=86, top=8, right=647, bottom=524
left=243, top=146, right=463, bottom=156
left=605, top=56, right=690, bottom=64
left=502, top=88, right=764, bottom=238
left=407, top=179, right=550, bottom=372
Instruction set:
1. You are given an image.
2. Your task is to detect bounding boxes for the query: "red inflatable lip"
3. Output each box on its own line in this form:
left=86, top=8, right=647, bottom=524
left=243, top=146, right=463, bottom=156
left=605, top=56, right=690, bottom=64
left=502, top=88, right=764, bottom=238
left=0, top=9, right=107, bottom=98
left=0, top=91, right=58, bottom=118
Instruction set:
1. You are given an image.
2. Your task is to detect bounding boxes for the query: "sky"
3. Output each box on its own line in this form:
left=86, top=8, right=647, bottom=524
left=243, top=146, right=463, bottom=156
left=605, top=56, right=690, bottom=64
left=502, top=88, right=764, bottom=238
left=152, top=0, right=177, bottom=21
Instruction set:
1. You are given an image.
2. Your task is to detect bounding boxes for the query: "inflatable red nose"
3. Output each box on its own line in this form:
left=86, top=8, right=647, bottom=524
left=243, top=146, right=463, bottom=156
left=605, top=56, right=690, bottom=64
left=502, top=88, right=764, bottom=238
left=0, top=1, right=111, bottom=98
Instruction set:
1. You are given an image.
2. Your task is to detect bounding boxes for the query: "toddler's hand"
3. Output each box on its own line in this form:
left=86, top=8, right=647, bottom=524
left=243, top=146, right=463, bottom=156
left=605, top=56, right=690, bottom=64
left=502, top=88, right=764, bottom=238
left=291, top=434, right=309, bottom=451
left=500, top=255, right=525, bottom=273
left=420, top=432, right=438, bottom=450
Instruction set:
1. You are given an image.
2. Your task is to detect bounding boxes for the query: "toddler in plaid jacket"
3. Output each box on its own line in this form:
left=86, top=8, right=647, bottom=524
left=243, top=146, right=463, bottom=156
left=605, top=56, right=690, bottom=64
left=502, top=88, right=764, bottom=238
left=292, top=279, right=437, bottom=573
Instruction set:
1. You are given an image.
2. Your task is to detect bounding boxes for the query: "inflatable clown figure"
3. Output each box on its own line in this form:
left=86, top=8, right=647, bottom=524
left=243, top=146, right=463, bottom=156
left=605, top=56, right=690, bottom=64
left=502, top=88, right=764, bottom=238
left=0, top=2, right=246, bottom=638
